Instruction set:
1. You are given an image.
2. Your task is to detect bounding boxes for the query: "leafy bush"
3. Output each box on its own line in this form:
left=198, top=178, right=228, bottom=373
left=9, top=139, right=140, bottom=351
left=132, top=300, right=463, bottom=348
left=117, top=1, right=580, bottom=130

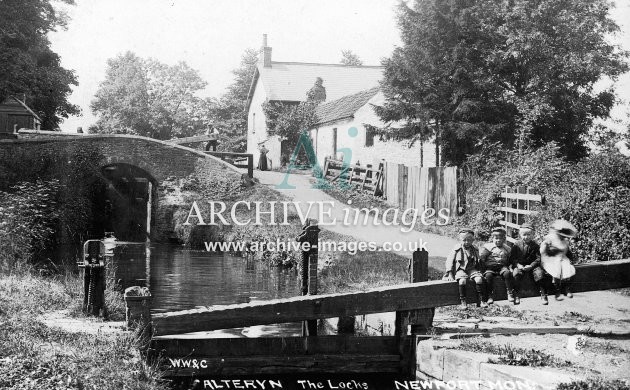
left=0, top=180, right=60, bottom=272
left=458, top=142, right=570, bottom=240
left=458, top=143, right=630, bottom=261
left=0, top=147, right=105, bottom=268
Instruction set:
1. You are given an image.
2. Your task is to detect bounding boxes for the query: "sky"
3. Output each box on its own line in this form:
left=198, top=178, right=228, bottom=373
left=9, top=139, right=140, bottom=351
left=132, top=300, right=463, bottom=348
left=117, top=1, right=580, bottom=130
left=49, top=0, right=630, bottom=133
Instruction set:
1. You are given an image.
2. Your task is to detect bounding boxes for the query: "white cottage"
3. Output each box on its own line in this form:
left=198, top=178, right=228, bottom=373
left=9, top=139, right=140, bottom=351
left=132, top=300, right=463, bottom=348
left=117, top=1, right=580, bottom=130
left=309, top=88, right=437, bottom=168
left=245, top=35, right=384, bottom=168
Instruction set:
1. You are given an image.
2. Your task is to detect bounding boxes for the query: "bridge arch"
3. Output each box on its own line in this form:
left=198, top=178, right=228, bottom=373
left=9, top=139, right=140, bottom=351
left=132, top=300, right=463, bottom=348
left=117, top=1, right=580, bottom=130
left=0, top=132, right=248, bottom=242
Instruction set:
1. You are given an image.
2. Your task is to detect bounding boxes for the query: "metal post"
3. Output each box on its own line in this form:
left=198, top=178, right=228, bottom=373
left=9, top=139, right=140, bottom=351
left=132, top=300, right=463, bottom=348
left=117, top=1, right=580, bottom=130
left=81, top=240, right=107, bottom=317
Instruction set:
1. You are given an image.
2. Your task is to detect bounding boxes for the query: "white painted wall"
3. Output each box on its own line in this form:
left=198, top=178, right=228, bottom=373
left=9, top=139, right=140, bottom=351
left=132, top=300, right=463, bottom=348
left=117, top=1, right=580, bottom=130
left=309, top=92, right=437, bottom=169
left=246, top=76, right=281, bottom=169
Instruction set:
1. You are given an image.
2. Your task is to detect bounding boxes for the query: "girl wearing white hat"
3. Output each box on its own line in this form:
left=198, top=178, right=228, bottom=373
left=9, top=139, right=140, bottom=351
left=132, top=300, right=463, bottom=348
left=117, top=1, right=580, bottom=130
left=540, top=219, right=578, bottom=300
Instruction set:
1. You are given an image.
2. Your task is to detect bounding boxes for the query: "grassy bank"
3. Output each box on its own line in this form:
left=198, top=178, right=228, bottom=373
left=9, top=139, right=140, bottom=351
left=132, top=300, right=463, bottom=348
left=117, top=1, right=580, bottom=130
left=212, top=183, right=444, bottom=292
left=318, top=230, right=443, bottom=293
left=0, top=271, right=168, bottom=390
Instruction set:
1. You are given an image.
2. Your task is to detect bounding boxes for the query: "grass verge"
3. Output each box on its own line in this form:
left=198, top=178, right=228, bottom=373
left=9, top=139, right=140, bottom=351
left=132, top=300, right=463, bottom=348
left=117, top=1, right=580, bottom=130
left=437, top=302, right=528, bottom=321
left=557, top=378, right=630, bottom=390
left=456, top=337, right=572, bottom=368
left=0, top=271, right=169, bottom=390
left=218, top=183, right=445, bottom=287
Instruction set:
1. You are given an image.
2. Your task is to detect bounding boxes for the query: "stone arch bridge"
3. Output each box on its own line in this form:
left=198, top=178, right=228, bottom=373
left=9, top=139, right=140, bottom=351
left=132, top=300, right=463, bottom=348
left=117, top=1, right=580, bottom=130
left=0, top=132, right=248, bottom=242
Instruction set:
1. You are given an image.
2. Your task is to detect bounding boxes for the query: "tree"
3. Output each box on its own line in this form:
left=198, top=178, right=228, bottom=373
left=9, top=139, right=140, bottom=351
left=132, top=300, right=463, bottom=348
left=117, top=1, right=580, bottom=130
left=261, top=78, right=322, bottom=152
left=377, top=0, right=628, bottom=165
left=90, top=52, right=207, bottom=140
left=206, top=49, right=258, bottom=151
left=0, top=0, right=80, bottom=129
left=340, top=50, right=363, bottom=66
left=261, top=101, right=316, bottom=148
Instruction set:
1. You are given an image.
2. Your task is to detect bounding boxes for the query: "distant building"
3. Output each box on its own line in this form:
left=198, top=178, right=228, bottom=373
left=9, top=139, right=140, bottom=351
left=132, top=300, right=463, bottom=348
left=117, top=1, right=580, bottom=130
left=245, top=35, right=383, bottom=168
left=309, top=88, right=437, bottom=168
left=0, top=96, right=41, bottom=138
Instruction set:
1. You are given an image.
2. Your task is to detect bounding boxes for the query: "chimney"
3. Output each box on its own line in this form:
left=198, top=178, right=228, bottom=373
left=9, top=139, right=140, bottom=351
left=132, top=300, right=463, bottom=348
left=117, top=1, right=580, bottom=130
left=260, top=34, right=272, bottom=68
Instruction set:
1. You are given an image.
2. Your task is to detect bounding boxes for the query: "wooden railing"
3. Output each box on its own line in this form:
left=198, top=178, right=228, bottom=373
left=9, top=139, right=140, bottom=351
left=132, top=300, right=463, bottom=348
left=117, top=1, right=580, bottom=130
left=498, top=187, right=542, bottom=240
left=322, top=158, right=384, bottom=195
left=205, top=151, right=254, bottom=178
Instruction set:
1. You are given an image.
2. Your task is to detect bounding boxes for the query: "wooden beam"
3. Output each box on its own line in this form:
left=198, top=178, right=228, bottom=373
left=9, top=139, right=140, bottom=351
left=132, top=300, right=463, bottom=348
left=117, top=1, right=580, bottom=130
left=500, top=192, right=542, bottom=202
left=161, top=354, right=402, bottom=376
left=500, top=220, right=521, bottom=229
left=151, top=336, right=409, bottom=376
left=151, top=335, right=400, bottom=357
left=497, top=206, right=537, bottom=215
left=153, top=280, right=456, bottom=336
left=152, top=259, right=630, bottom=336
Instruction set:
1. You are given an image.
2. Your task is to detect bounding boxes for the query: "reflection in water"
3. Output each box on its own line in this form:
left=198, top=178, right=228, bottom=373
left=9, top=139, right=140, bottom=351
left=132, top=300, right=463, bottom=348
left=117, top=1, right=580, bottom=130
left=111, top=243, right=303, bottom=336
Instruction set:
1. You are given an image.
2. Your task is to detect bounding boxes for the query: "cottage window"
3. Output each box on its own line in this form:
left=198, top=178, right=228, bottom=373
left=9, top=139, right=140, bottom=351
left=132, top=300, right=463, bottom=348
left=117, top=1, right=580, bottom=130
left=332, top=128, right=337, bottom=159
left=252, top=113, right=256, bottom=134
left=365, top=127, right=375, bottom=147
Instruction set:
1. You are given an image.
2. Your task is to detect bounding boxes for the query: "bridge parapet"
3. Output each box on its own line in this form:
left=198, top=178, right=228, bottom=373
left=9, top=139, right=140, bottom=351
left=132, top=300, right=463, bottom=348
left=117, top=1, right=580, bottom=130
left=3, top=133, right=246, bottom=181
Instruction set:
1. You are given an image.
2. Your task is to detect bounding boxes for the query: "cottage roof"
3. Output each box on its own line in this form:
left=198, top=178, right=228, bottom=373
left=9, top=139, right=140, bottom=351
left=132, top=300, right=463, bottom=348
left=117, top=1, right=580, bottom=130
left=313, top=87, right=380, bottom=126
left=246, top=62, right=383, bottom=112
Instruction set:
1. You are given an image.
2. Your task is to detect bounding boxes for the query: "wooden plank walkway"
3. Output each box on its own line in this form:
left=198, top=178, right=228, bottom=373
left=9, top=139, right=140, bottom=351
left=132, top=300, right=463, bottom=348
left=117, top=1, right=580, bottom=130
left=152, top=259, right=630, bottom=336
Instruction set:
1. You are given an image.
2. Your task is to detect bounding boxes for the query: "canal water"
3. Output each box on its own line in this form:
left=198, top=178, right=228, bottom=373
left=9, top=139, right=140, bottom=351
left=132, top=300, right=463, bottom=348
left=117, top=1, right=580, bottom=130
left=111, top=242, right=303, bottom=336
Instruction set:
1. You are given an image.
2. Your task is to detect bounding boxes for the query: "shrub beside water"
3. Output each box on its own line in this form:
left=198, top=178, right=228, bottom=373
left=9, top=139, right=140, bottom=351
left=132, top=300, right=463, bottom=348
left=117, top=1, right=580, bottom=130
left=0, top=180, right=60, bottom=272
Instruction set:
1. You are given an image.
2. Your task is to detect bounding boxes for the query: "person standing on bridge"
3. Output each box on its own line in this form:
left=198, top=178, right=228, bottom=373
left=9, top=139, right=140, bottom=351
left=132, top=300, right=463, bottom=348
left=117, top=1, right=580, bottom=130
left=257, top=144, right=269, bottom=171
left=205, top=126, right=219, bottom=152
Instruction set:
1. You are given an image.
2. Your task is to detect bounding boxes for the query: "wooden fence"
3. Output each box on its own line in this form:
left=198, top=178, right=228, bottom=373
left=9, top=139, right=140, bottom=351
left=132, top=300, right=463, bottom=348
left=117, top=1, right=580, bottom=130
left=383, top=164, right=458, bottom=216
left=205, top=151, right=254, bottom=178
left=322, top=158, right=383, bottom=195
left=498, top=186, right=542, bottom=239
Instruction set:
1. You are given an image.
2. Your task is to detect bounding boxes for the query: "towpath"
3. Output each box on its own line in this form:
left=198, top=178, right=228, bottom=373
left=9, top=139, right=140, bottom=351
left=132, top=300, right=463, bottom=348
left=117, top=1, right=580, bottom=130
left=255, top=170, right=457, bottom=266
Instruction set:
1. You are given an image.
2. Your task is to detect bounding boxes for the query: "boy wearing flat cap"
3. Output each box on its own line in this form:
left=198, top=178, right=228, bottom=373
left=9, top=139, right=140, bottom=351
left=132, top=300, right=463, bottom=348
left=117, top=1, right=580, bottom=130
left=479, top=227, right=516, bottom=304
left=511, top=223, right=548, bottom=304
left=443, top=228, right=487, bottom=309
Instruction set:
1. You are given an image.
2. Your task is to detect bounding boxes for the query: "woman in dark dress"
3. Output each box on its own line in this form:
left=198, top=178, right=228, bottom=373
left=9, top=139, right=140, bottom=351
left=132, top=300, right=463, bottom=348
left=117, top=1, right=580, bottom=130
left=257, top=144, right=269, bottom=171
